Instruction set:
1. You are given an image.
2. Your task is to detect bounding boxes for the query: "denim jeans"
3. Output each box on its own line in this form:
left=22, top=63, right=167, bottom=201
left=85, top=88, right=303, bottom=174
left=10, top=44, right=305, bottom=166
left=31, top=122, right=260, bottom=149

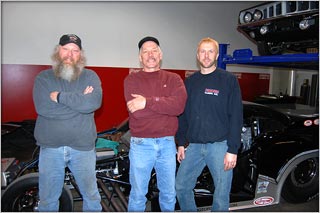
left=38, top=146, right=102, bottom=212
left=128, top=136, right=176, bottom=212
left=176, top=141, right=233, bottom=212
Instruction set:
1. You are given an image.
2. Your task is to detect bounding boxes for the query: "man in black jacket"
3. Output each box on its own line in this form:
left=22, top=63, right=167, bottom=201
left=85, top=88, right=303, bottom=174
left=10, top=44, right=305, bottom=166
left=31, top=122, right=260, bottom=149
left=175, top=37, right=243, bottom=212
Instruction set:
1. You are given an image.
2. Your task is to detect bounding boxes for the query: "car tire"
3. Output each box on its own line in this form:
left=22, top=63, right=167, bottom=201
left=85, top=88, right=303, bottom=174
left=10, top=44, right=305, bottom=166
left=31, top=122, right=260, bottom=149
left=281, top=157, right=319, bottom=203
left=1, top=172, right=73, bottom=212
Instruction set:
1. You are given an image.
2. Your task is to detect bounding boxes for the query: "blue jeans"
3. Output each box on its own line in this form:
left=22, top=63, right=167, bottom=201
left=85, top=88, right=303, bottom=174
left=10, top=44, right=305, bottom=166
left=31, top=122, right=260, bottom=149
left=38, top=146, right=102, bottom=212
left=176, top=141, right=233, bottom=212
left=128, top=136, right=176, bottom=212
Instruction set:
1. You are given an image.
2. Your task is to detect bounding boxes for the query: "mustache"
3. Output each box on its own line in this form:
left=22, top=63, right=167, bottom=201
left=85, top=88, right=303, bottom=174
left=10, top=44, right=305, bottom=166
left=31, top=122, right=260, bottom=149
left=61, top=56, right=75, bottom=63
left=147, top=56, right=157, bottom=61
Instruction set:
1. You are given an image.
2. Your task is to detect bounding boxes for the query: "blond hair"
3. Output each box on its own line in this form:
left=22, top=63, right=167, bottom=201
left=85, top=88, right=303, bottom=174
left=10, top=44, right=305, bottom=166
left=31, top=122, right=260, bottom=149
left=197, top=37, right=219, bottom=53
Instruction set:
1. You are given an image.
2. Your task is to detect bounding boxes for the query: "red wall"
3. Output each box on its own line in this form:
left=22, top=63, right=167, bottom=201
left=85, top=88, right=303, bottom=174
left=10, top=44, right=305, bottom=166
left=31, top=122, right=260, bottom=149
left=1, top=65, right=51, bottom=123
left=234, top=72, right=270, bottom=102
left=1, top=64, right=269, bottom=132
left=1, top=64, right=185, bottom=132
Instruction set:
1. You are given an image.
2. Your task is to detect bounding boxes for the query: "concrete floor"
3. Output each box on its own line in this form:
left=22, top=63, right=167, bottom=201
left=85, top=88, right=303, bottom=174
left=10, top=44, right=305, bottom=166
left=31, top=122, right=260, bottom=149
left=72, top=195, right=319, bottom=212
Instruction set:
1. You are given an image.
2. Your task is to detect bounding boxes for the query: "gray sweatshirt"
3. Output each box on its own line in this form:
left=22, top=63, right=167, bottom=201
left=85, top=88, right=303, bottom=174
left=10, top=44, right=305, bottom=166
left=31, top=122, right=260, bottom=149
left=33, top=68, right=102, bottom=151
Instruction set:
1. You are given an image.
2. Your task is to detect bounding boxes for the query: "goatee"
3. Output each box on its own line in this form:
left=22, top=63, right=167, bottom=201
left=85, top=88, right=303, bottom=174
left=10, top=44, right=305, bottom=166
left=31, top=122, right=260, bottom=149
left=199, top=60, right=216, bottom=69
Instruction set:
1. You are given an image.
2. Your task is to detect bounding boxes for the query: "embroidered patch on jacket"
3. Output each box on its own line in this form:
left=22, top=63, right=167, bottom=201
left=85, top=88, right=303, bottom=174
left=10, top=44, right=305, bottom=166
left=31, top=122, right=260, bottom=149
left=204, top=88, right=219, bottom=96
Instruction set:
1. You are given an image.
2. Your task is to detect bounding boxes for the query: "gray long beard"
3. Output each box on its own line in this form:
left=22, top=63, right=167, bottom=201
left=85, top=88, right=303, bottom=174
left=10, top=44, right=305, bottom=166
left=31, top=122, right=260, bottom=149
left=60, top=65, right=75, bottom=82
left=53, top=62, right=83, bottom=82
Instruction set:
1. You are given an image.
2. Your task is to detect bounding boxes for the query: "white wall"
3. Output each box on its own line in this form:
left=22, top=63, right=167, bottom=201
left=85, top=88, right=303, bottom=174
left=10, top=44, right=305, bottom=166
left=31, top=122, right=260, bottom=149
left=2, top=1, right=260, bottom=70
left=3, top=1, right=316, bottom=97
left=270, top=68, right=318, bottom=96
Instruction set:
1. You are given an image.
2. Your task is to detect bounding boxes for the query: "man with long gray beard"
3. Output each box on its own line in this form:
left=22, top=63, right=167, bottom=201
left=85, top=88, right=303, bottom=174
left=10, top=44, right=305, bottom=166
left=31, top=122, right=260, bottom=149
left=33, top=34, right=102, bottom=212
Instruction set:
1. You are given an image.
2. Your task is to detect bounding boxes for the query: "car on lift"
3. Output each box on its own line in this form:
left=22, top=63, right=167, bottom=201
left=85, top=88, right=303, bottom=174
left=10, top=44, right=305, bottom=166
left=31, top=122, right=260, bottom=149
left=237, top=1, right=319, bottom=55
left=1, top=102, right=319, bottom=211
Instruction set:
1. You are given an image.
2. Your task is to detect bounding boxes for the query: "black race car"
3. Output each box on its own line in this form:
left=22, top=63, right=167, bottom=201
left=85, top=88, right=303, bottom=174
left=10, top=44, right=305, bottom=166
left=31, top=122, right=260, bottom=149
left=150, top=101, right=319, bottom=211
left=237, top=1, right=319, bottom=55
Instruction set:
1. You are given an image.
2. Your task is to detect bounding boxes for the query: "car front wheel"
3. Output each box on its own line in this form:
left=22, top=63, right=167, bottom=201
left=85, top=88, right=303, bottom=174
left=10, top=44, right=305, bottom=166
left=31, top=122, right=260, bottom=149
left=281, top=157, right=319, bottom=203
left=1, top=173, right=73, bottom=212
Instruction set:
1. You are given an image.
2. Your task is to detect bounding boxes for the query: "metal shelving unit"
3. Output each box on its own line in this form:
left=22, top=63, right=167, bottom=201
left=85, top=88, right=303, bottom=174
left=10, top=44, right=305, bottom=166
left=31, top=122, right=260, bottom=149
left=217, top=44, right=319, bottom=70
left=217, top=44, right=319, bottom=107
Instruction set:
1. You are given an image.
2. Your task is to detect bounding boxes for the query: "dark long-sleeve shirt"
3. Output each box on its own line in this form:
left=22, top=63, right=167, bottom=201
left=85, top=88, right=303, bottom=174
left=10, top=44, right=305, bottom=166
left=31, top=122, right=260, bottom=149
left=33, top=68, right=102, bottom=151
left=176, top=68, right=243, bottom=154
left=124, top=70, right=187, bottom=138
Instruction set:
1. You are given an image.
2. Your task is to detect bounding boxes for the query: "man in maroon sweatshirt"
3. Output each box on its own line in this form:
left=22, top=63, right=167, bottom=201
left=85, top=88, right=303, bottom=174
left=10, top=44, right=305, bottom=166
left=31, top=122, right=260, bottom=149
left=124, top=36, right=187, bottom=212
